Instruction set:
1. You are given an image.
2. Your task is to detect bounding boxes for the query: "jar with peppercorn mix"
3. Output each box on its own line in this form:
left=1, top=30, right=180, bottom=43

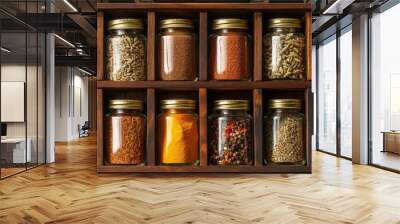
left=265, top=99, right=305, bottom=164
left=263, top=18, right=305, bottom=80
left=209, top=19, right=252, bottom=80
left=208, top=100, right=253, bottom=165
left=158, top=99, right=199, bottom=165
left=159, top=18, right=197, bottom=81
left=105, top=100, right=146, bottom=165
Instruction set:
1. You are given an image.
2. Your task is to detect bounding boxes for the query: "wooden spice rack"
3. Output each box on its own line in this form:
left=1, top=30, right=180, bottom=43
left=97, top=2, right=313, bottom=173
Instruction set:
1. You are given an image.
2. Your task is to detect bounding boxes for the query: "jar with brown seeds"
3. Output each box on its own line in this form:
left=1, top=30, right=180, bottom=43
left=264, top=99, right=305, bottom=164
left=105, top=100, right=146, bottom=165
left=263, top=18, right=305, bottom=80
left=106, top=18, right=146, bottom=81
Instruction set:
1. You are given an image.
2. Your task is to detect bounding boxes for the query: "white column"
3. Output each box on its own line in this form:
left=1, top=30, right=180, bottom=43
left=46, top=33, right=55, bottom=163
left=352, top=14, right=369, bottom=164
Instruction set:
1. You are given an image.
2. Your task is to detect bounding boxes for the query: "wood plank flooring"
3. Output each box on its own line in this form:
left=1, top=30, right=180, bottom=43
left=1, top=135, right=400, bottom=224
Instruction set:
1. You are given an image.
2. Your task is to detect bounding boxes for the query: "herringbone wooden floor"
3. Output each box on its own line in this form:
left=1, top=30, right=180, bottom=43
left=1, top=136, right=400, bottom=224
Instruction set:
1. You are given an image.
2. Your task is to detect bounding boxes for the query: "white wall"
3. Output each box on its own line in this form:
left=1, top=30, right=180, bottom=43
left=55, top=66, right=89, bottom=141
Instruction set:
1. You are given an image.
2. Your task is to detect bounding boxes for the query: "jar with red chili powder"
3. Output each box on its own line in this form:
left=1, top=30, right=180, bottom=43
left=209, top=19, right=252, bottom=80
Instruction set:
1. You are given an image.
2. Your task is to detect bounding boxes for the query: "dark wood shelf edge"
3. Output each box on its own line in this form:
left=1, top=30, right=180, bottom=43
left=98, top=165, right=311, bottom=173
left=97, top=80, right=311, bottom=90
left=97, top=2, right=312, bottom=11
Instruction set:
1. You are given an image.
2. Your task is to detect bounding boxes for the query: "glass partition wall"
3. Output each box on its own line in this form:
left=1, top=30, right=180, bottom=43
left=315, top=25, right=353, bottom=159
left=0, top=1, right=47, bottom=179
left=370, top=3, right=400, bottom=172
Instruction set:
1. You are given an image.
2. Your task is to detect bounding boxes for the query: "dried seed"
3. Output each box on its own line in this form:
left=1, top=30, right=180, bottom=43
left=106, top=34, right=146, bottom=81
left=263, top=32, right=305, bottom=80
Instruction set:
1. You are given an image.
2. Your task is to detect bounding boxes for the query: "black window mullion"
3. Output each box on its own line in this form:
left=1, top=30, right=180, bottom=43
left=336, top=29, right=341, bottom=157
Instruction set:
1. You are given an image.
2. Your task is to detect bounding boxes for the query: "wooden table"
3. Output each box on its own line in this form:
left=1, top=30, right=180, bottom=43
left=382, top=131, right=400, bottom=154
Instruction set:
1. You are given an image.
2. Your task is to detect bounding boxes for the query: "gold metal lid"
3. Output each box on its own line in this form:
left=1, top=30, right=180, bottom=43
left=268, top=18, right=302, bottom=28
left=108, top=18, right=144, bottom=30
left=161, top=99, right=196, bottom=109
left=212, top=18, right=248, bottom=30
left=214, top=100, right=249, bottom=110
left=109, top=100, right=144, bottom=110
left=268, top=99, right=302, bottom=109
left=160, top=18, right=194, bottom=29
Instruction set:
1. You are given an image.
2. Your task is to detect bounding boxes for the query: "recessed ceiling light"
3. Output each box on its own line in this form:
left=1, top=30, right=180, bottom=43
left=78, top=67, right=94, bottom=76
left=63, top=0, right=78, bottom=12
left=1, top=47, right=11, bottom=53
left=54, top=34, right=75, bottom=48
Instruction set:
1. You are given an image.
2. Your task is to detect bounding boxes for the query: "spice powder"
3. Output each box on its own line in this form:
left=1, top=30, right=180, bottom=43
left=158, top=112, right=199, bottom=164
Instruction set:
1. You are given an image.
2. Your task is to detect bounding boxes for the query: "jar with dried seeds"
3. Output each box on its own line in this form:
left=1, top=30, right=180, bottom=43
left=106, top=18, right=146, bottom=81
left=159, top=18, right=197, bottom=80
left=208, top=100, right=253, bottom=165
left=263, top=18, right=305, bottom=80
left=105, top=100, right=146, bottom=165
left=265, top=99, right=305, bottom=164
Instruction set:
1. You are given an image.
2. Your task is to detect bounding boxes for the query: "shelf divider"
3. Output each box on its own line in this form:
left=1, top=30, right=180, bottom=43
left=305, top=88, right=313, bottom=172
left=253, top=12, right=263, bottom=81
left=199, top=12, right=208, bottom=81
left=147, top=12, right=156, bottom=81
left=199, top=88, right=208, bottom=166
left=253, top=89, right=263, bottom=166
left=305, top=11, right=312, bottom=81
left=97, top=12, right=104, bottom=80
left=96, top=89, right=104, bottom=170
left=147, top=88, right=156, bottom=165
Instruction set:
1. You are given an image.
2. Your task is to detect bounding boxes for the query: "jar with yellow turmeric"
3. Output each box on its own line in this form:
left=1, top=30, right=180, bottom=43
left=157, top=99, right=199, bottom=165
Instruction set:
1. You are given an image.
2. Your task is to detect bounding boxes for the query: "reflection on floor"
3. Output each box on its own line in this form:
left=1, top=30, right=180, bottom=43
left=0, top=135, right=400, bottom=223
left=372, top=150, right=400, bottom=171
left=0, top=162, right=42, bottom=179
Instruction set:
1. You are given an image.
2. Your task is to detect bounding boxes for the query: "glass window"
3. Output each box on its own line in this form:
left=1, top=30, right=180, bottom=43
left=371, top=3, right=400, bottom=171
left=317, top=35, right=337, bottom=154
left=340, top=27, right=352, bottom=158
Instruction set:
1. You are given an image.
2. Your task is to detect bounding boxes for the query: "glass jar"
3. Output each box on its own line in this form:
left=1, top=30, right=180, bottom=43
left=209, top=19, right=252, bottom=80
left=208, top=100, right=253, bottom=165
left=105, top=100, right=146, bottom=165
left=158, top=99, right=199, bottom=165
left=106, top=18, right=146, bottom=81
left=263, top=18, right=305, bottom=80
left=265, top=99, right=305, bottom=164
left=159, top=19, right=197, bottom=80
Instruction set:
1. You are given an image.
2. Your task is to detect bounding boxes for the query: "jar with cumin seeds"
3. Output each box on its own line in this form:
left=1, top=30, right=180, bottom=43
left=208, top=100, right=253, bottom=165
left=209, top=19, right=252, bottom=80
left=106, top=18, right=146, bottom=81
left=263, top=18, right=305, bottom=80
left=265, top=99, right=305, bottom=164
left=105, top=100, right=146, bottom=165
left=158, top=99, right=199, bottom=165
left=159, top=19, right=197, bottom=81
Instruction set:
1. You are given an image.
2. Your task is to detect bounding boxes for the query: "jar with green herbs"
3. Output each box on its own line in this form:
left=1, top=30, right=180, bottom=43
left=265, top=99, right=305, bottom=164
left=159, top=19, right=197, bottom=81
left=105, top=100, right=146, bottom=165
left=208, top=100, right=253, bottom=165
left=263, top=18, right=305, bottom=80
left=106, top=18, right=146, bottom=81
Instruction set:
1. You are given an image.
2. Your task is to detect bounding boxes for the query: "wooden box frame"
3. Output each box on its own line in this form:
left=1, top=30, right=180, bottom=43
left=97, top=2, right=313, bottom=173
